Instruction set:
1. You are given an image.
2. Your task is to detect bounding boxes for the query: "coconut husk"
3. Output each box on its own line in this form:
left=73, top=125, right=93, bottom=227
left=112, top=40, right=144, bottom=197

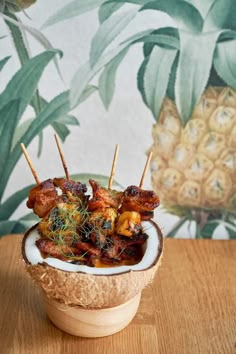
left=22, top=222, right=163, bottom=309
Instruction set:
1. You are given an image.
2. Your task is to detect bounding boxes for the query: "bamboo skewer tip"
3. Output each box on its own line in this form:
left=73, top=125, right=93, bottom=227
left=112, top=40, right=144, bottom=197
left=139, top=151, right=153, bottom=188
left=20, top=143, right=40, bottom=185
left=54, top=134, right=70, bottom=181
left=108, top=144, right=119, bottom=189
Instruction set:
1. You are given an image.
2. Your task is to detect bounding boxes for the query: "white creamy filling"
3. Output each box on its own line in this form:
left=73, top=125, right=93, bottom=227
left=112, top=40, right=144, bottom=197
left=25, top=221, right=160, bottom=275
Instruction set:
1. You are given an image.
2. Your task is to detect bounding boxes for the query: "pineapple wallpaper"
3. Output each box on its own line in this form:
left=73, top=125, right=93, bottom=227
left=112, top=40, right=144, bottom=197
left=0, top=0, right=235, bottom=239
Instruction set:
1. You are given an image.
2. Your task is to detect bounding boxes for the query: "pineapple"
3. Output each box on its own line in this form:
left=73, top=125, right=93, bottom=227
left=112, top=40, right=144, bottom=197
left=91, top=0, right=236, bottom=237
left=143, top=1, right=236, bottom=238
left=151, top=87, right=235, bottom=213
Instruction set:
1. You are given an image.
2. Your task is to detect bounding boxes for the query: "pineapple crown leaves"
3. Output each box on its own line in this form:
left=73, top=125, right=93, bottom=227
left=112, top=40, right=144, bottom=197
left=139, top=0, right=236, bottom=123
left=41, top=0, right=107, bottom=29
left=133, top=0, right=236, bottom=123
left=77, top=0, right=236, bottom=123
left=39, top=0, right=236, bottom=122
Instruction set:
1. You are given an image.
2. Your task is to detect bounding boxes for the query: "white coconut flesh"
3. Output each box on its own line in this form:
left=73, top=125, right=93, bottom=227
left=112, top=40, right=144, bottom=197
left=24, top=221, right=161, bottom=275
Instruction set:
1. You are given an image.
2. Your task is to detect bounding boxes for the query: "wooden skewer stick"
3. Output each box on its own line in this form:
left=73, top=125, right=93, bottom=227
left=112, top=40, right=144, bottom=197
left=108, top=144, right=119, bottom=189
left=54, top=134, right=70, bottom=181
left=20, top=143, right=40, bottom=185
left=139, top=150, right=153, bottom=188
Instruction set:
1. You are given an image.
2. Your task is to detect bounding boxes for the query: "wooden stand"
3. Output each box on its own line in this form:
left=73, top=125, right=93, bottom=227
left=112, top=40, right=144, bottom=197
left=43, top=293, right=142, bottom=337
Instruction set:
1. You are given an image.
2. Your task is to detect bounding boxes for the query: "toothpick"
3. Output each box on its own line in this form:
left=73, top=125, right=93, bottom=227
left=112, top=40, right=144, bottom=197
left=139, top=150, right=153, bottom=188
left=20, top=143, right=40, bottom=185
left=108, top=144, right=119, bottom=189
left=54, top=134, right=70, bottom=180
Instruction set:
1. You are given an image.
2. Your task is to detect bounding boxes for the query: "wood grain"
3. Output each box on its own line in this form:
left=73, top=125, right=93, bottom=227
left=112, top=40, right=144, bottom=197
left=0, top=235, right=235, bottom=354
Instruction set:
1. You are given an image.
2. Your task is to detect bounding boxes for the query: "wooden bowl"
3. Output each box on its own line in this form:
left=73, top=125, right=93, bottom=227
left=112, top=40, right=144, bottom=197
left=43, top=292, right=141, bottom=337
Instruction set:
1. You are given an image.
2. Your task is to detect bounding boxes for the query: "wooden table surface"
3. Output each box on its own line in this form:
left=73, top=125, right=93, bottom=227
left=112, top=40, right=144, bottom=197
left=0, top=235, right=235, bottom=354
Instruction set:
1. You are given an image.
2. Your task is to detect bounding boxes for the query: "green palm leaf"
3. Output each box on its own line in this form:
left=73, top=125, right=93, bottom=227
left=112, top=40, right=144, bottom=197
left=4, top=11, right=31, bottom=68
left=98, top=48, right=129, bottom=109
left=42, top=0, right=106, bottom=28
left=143, top=28, right=179, bottom=56
left=0, top=220, right=26, bottom=236
left=185, top=0, right=214, bottom=18
left=11, top=119, right=33, bottom=150
left=214, top=39, right=236, bottom=89
left=18, top=92, right=70, bottom=147
left=4, top=11, right=66, bottom=152
left=77, top=84, right=98, bottom=104
left=199, top=221, right=218, bottom=239
left=0, top=0, right=5, bottom=12
left=120, top=29, right=154, bottom=45
left=1, top=12, right=63, bottom=80
left=52, top=122, right=70, bottom=142
left=175, top=31, right=220, bottom=124
left=144, top=46, right=178, bottom=119
left=90, top=7, right=138, bottom=67
left=18, top=212, right=40, bottom=230
left=70, top=30, right=153, bottom=108
left=0, top=184, right=34, bottom=220
left=166, top=53, right=179, bottom=101
left=204, top=0, right=236, bottom=31
left=0, top=50, right=60, bottom=124
left=137, top=56, right=149, bottom=106
left=0, top=100, right=20, bottom=169
left=140, top=0, right=203, bottom=32
left=108, top=0, right=151, bottom=4
left=0, top=56, right=10, bottom=72
left=0, top=91, right=70, bottom=201
left=37, top=96, right=79, bottom=142
left=71, top=48, right=127, bottom=109
left=57, top=114, right=79, bottom=126
left=98, top=2, right=123, bottom=23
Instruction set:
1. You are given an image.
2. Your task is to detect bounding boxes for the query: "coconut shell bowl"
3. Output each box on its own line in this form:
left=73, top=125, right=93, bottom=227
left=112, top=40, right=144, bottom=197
left=20, top=142, right=163, bottom=337
left=22, top=221, right=163, bottom=338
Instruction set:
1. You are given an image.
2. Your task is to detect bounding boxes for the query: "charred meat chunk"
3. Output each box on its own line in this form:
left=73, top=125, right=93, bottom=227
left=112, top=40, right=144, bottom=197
left=27, top=178, right=88, bottom=218
left=75, top=242, right=101, bottom=256
left=87, top=179, right=123, bottom=211
left=36, top=238, right=78, bottom=260
left=119, top=185, right=159, bottom=220
left=53, top=178, right=87, bottom=203
left=27, top=179, right=58, bottom=218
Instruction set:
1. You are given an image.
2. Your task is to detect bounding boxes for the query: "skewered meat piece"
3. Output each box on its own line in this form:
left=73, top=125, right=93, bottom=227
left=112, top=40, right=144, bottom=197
left=53, top=178, right=87, bottom=203
left=119, top=185, right=160, bottom=220
left=27, top=179, right=58, bottom=218
left=87, top=179, right=123, bottom=211
left=30, top=176, right=156, bottom=266
left=27, top=178, right=88, bottom=218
